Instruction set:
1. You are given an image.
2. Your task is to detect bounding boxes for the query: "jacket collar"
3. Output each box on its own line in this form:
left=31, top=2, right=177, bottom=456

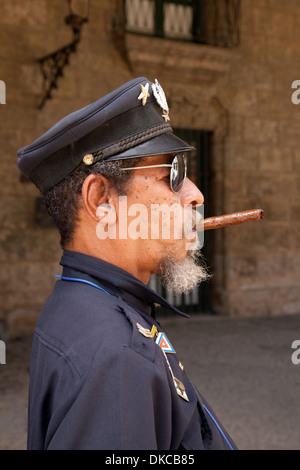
left=60, top=251, right=189, bottom=318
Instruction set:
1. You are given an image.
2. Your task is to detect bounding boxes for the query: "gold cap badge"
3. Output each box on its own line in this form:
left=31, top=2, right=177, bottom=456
left=152, top=79, right=170, bottom=122
left=138, top=83, right=150, bottom=106
left=83, top=153, right=94, bottom=165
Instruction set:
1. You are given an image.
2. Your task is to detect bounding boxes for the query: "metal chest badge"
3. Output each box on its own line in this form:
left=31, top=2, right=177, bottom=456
left=155, top=332, right=175, bottom=354
left=162, top=350, right=189, bottom=402
left=136, top=324, right=175, bottom=354
left=152, top=79, right=170, bottom=122
left=136, top=322, right=189, bottom=402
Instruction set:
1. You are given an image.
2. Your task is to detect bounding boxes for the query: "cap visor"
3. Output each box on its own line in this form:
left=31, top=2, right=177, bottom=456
left=106, top=132, right=195, bottom=160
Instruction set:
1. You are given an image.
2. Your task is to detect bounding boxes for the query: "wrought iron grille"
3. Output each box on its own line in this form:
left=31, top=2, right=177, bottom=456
left=125, top=0, right=241, bottom=47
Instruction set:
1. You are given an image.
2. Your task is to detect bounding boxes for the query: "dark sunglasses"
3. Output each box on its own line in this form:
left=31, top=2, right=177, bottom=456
left=120, top=153, right=187, bottom=193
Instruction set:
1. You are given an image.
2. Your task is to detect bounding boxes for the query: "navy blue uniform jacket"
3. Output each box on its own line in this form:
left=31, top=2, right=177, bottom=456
left=28, top=251, right=236, bottom=450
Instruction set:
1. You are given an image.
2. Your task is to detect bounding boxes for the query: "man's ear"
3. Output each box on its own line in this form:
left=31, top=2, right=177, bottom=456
left=81, top=174, right=112, bottom=222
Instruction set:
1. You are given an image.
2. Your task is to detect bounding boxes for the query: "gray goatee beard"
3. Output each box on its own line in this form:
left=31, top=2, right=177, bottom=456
left=157, top=250, right=211, bottom=294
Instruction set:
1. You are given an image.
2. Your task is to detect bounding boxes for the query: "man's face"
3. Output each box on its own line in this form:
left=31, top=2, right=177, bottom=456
left=113, top=154, right=208, bottom=291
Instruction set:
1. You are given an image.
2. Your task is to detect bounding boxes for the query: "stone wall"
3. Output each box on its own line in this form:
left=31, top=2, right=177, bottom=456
left=215, top=0, right=300, bottom=317
left=0, top=0, right=299, bottom=337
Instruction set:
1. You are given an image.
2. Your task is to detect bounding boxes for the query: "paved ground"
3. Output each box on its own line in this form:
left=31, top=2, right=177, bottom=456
left=0, top=313, right=300, bottom=450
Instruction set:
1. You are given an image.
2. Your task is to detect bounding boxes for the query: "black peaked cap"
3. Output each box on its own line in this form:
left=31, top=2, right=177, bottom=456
left=17, top=77, right=195, bottom=194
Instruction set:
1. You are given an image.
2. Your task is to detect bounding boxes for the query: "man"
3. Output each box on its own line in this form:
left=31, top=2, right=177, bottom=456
left=18, top=77, right=236, bottom=450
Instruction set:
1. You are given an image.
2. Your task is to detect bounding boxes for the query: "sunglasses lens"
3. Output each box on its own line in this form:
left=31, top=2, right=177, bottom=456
left=171, top=154, right=186, bottom=192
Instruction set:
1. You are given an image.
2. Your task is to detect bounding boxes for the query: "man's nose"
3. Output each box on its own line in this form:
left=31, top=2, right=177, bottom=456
left=180, top=177, right=204, bottom=206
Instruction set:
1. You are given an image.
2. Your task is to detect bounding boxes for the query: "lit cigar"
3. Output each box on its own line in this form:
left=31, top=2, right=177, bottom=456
left=202, top=209, right=264, bottom=231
